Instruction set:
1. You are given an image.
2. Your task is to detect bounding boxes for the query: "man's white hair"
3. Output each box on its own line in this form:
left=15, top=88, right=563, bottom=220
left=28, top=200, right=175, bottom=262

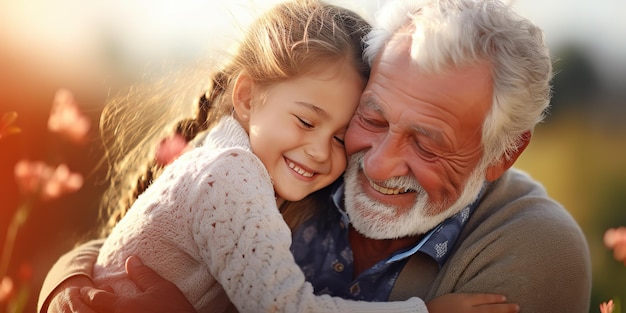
left=363, top=0, right=553, bottom=165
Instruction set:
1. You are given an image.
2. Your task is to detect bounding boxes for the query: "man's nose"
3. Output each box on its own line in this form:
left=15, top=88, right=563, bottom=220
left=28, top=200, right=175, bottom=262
left=363, top=134, right=410, bottom=181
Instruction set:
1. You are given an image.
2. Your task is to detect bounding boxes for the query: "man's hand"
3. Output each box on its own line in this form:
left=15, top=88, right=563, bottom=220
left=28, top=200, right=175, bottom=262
left=426, top=293, right=519, bottom=313
left=80, top=256, right=197, bottom=313
left=47, top=276, right=99, bottom=313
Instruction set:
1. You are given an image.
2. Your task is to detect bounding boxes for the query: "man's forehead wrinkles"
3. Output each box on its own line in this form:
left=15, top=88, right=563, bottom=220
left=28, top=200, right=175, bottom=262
left=363, top=91, right=442, bottom=143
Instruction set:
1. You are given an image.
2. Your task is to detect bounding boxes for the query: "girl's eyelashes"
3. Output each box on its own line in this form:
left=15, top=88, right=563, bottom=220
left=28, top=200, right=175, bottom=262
left=296, top=116, right=314, bottom=129
left=333, top=136, right=345, bottom=145
left=295, top=114, right=346, bottom=146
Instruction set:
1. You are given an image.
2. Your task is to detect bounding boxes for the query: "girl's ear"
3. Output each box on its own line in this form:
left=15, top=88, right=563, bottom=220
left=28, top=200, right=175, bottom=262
left=232, top=73, right=253, bottom=124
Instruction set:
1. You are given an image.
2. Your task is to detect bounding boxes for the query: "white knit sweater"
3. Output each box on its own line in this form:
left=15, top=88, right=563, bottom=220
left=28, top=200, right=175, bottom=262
left=93, top=116, right=426, bottom=313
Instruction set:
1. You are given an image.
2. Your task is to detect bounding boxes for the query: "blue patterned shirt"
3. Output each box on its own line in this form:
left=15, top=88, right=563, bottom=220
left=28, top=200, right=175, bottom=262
left=290, top=179, right=480, bottom=301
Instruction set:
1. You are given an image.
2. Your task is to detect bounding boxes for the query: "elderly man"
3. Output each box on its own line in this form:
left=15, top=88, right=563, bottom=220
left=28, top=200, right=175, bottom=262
left=39, top=0, right=591, bottom=312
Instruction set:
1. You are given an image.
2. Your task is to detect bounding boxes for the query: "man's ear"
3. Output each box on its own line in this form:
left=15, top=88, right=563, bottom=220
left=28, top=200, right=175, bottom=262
left=485, top=131, right=531, bottom=182
left=232, top=73, right=254, bottom=122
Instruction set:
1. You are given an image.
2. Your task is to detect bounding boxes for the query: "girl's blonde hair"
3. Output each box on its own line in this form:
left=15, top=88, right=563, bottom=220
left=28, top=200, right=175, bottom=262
left=97, top=0, right=371, bottom=236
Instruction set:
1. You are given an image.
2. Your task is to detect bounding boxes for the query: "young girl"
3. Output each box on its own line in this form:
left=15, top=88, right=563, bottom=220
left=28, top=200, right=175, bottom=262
left=90, top=1, right=517, bottom=312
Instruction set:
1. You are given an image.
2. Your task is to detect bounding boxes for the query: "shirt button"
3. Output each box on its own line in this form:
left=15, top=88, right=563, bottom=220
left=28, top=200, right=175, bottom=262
left=332, top=260, right=344, bottom=272
left=349, top=283, right=360, bottom=295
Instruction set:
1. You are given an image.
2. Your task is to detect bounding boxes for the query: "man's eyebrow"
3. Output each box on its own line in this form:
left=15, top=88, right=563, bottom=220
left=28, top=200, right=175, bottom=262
left=412, top=126, right=444, bottom=143
left=361, top=95, right=383, bottom=114
left=295, top=101, right=328, bottom=118
left=361, top=95, right=444, bottom=143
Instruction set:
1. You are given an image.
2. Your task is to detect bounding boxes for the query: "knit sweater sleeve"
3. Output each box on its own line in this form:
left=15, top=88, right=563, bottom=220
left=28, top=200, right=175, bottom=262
left=185, top=147, right=425, bottom=313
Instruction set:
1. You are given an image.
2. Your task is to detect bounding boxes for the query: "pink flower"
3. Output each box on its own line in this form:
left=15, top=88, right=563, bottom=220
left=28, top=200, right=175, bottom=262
left=0, top=276, right=14, bottom=302
left=14, top=160, right=83, bottom=201
left=599, top=299, right=614, bottom=313
left=604, top=227, right=626, bottom=265
left=0, top=111, right=21, bottom=140
left=155, top=134, right=189, bottom=166
left=47, top=89, right=91, bottom=144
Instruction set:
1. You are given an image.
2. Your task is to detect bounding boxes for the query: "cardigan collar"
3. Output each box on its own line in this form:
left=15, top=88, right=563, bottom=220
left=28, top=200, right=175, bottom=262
left=196, top=115, right=251, bottom=152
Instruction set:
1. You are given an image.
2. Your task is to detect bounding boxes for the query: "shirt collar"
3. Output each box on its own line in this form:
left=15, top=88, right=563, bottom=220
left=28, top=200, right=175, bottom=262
left=331, top=182, right=351, bottom=225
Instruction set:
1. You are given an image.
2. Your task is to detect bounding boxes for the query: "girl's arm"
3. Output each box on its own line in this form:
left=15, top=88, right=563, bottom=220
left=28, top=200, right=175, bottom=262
left=79, top=257, right=518, bottom=313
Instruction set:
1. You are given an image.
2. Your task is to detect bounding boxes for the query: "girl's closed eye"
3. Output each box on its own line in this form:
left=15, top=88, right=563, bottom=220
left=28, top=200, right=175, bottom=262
left=333, top=135, right=345, bottom=146
left=296, top=116, right=314, bottom=129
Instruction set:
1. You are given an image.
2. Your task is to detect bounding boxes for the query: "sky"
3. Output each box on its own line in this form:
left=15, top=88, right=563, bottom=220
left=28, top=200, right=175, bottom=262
left=514, top=0, right=626, bottom=85
left=1, top=0, right=625, bottom=91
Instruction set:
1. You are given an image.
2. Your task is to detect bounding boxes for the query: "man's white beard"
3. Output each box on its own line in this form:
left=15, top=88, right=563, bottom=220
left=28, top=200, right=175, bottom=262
left=343, top=152, right=487, bottom=239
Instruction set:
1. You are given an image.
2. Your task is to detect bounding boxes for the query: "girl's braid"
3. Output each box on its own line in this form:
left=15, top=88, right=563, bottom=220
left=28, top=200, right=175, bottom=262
left=131, top=71, right=228, bottom=204
left=176, top=70, right=227, bottom=141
